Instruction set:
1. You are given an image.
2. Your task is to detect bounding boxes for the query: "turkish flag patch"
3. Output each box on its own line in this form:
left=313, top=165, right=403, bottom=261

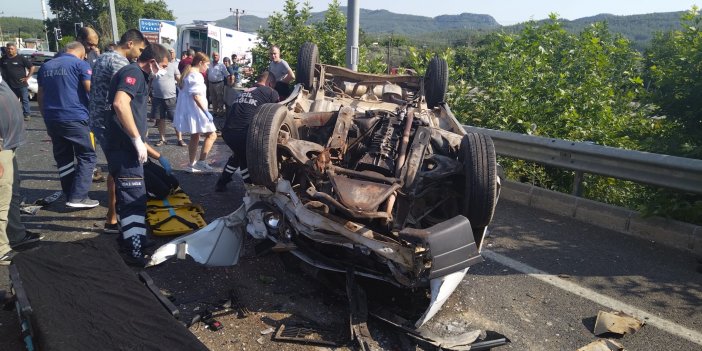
left=125, top=76, right=136, bottom=85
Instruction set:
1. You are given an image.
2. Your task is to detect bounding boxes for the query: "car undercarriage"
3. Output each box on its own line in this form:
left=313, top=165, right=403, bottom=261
left=241, top=42, right=501, bottom=327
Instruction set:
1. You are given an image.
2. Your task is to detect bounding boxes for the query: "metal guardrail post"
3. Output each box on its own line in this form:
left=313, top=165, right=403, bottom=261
left=572, top=171, right=584, bottom=197
left=464, top=125, right=702, bottom=194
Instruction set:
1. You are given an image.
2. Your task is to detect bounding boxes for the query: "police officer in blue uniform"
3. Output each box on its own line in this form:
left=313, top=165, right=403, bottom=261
left=104, top=43, right=171, bottom=266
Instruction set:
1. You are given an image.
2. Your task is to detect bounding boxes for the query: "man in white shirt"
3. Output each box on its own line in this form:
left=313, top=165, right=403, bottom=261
left=206, top=52, right=229, bottom=116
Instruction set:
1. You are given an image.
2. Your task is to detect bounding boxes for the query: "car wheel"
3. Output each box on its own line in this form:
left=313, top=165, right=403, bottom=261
left=460, top=132, right=498, bottom=237
left=424, top=56, right=448, bottom=109
left=296, top=42, right=319, bottom=91
left=247, top=103, right=299, bottom=190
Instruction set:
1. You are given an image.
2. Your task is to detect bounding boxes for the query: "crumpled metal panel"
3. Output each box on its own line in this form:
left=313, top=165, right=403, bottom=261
left=329, top=174, right=397, bottom=212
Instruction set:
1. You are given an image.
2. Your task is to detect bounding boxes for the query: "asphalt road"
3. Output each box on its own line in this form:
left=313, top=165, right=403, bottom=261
left=0, top=103, right=700, bottom=350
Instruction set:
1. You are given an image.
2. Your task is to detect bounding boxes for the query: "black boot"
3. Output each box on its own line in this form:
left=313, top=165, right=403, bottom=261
left=121, top=235, right=147, bottom=267
left=215, top=170, right=235, bottom=192
left=239, top=167, right=252, bottom=184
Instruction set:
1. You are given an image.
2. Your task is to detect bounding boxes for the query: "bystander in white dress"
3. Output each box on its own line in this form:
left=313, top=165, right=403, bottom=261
left=173, top=72, right=216, bottom=134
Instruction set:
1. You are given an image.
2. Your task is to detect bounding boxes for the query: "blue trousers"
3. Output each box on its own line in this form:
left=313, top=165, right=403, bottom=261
left=105, top=149, right=147, bottom=240
left=9, top=85, right=31, bottom=117
left=45, top=119, right=97, bottom=202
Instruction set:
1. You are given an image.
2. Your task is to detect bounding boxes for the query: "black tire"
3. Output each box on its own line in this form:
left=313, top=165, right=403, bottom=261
left=424, top=56, right=448, bottom=109
left=296, top=42, right=319, bottom=90
left=247, top=103, right=299, bottom=190
left=461, top=133, right=498, bottom=230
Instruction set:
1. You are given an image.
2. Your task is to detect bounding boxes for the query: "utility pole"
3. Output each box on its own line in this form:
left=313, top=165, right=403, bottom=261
left=108, top=0, right=119, bottom=44
left=229, top=8, right=245, bottom=31
left=387, top=33, right=392, bottom=74
left=40, top=0, right=49, bottom=50
left=345, top=0, right=359, bottom=71
left=53, top=10, right=61, bottom=51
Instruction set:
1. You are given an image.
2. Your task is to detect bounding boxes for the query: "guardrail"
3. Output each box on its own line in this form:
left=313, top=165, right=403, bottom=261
left=463, top=126, right=702, bottom=195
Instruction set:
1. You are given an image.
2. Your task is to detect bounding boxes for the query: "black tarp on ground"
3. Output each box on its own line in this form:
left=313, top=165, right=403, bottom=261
left=11, top=240, right=209, bottom=351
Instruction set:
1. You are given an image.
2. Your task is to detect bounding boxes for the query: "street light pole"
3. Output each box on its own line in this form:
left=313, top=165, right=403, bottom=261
left=40, top=0, right=50, bottom=50
left=108, top=0, right=119, bottom=43
left=345, top=0, right=359, bottom=71
left=53, top=10, right=61, bottom=52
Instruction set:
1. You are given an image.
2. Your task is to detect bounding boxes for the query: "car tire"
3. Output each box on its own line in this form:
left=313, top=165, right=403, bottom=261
left=461, top=132, right=498, bottom=232
left=296, top=42, right=319, bottom=91
left=424, top=56, right=448, bottom=109
left=247, top=103, right=299, bottom=190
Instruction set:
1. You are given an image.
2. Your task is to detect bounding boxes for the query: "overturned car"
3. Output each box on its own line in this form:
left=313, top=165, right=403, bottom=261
left=243, top=43, right=500, bottom=326
left=152, top=43, right=500, bottom=333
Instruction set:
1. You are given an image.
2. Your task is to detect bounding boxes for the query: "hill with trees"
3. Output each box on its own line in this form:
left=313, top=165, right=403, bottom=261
left=0, top=17, right=46, bottom=41
left=216, top=7, right=499, bottom=35
left=211, top=7, right=683, bottom=50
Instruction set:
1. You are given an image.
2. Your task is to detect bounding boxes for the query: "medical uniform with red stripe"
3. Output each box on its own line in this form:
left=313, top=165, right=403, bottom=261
left=103, top=63, right=150, bottom=262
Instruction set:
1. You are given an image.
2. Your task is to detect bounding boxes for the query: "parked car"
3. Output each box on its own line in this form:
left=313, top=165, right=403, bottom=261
left=31, top=51, right=56, bottom=66
left=18, top=48, right=37, bottom=62
left=243, top=42, right=500, bottom=327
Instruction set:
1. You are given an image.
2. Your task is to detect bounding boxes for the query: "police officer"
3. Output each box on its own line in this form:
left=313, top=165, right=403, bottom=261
left=215, top=71, right=278, bottom=191
left=104, top=43, right=171, bottom=266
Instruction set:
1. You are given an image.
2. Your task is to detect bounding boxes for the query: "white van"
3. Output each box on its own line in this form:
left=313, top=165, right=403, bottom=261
left=176, top=23, right=258, bottom=65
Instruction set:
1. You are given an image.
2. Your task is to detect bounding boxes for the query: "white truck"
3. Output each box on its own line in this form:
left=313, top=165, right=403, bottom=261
left=176, top=23, right=258, bottom=64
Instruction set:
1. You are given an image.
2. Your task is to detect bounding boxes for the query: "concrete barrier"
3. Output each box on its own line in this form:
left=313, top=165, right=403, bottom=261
left=501, top=180, right=701, bottom=254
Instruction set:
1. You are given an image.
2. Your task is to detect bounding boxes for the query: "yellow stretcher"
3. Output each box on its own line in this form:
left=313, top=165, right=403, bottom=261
left=146, top=192, right=207, bottom=236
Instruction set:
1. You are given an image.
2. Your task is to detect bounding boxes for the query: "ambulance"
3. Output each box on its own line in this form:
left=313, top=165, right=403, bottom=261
left=176, top=22, right=258, bottom=65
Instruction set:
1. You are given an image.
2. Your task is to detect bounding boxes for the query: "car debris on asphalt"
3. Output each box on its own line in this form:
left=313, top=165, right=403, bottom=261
left=593, top=310, right=645, bottom=336
left=577, top=338, right=625, bottom=351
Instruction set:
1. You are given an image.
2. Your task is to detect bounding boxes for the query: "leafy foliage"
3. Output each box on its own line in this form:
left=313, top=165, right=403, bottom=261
left=643, top=7, right=702, bottom=159
left=252, top=0, right=347, bottom=76
left=404, top=14, right=700, bottom=223
left=46, top=0, right=173, bottom=49
left=0, top=17, right=46, bottom=40
left=249, top=3, right=700, bottom=224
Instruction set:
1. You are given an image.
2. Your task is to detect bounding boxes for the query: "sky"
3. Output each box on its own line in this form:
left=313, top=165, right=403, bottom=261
left=1, top=0, right=699, bottom=26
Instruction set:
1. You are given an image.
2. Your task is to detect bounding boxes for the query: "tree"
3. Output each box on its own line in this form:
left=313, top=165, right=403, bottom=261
left=252, top=0, right=348, bottom=76
left=313, top=0, right=346, bottom=66
left=47, top=0, right=173, bottom=47
left=643, top=7, right=702, bottom=159
left=407, top=15, right=664, bottom=208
